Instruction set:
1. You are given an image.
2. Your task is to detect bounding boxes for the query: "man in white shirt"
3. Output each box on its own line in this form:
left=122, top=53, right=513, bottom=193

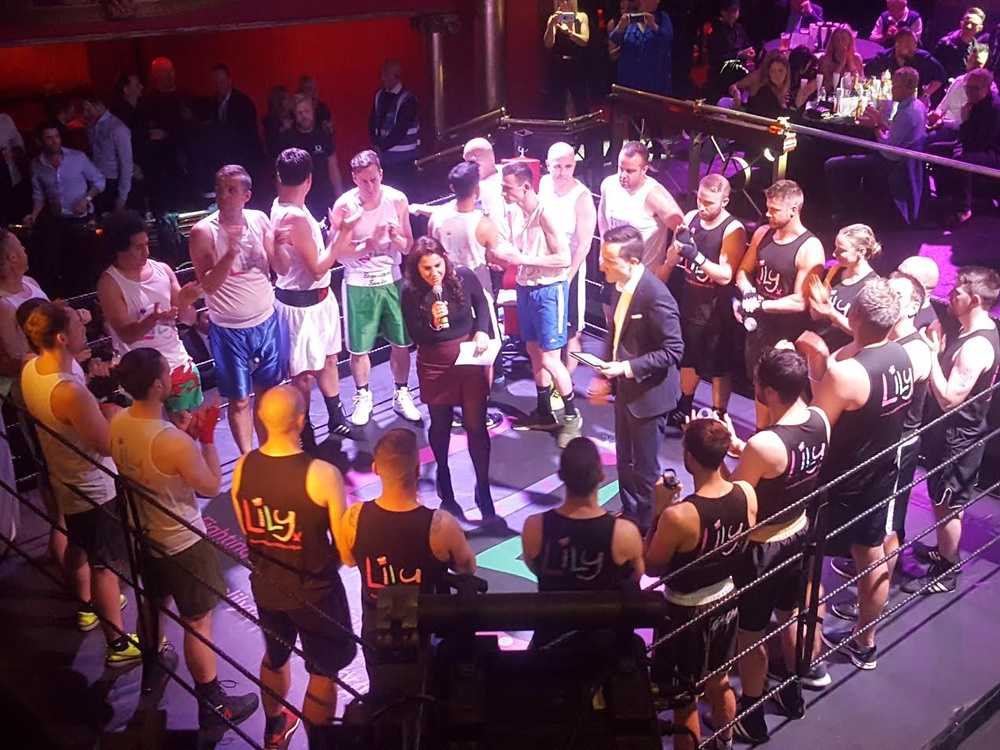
left=927, top=43, right=993, bottom=149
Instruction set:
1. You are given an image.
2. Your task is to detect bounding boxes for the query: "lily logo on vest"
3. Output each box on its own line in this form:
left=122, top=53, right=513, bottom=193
left=365, top=555, right=423, bottom=600
left=241, top=497, right=302, bottom=549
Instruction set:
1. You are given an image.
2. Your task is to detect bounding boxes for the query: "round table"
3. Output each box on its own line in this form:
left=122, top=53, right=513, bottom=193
left=763, top=36, right=883, bottom=61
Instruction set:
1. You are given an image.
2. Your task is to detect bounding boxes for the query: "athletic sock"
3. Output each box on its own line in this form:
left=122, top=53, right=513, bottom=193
left=357, top=384, right=370, bottom=392
left=676, top=393, right=694, bottom=414
left=109, top=636, right=130, bottom=651
left=561, top=391, right=579, bottom=418
left=79, top=601, right=94, bottom=613
left=324, top=394, right=344, bottom=424
left=714, top=406, right=727, bottom=418
left=194, top=677, right=223, bottom=702
left=395, top=382, right=409, bottom=392
left=537, top=385, right=553, bottom=415
left=264, top=712, right=286, bottom=735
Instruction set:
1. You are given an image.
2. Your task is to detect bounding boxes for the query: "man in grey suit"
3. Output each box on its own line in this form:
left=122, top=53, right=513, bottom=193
left=596, top=224, right=684, bottom=534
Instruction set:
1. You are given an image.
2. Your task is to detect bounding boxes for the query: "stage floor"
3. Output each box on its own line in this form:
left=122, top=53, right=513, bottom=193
left=2, top=336, right=1000, bottom=749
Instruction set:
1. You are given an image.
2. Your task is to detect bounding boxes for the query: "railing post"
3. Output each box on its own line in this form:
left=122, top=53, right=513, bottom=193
left=798, top=489, right=829, bottom=677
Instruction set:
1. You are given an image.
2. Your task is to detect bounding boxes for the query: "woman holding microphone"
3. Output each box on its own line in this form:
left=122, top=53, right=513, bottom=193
left=401, top=237, right=502, bottom=530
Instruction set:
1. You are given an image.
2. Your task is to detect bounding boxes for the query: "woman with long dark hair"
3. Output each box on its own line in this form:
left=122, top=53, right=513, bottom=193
left=400, top=237, right=500, bottom=528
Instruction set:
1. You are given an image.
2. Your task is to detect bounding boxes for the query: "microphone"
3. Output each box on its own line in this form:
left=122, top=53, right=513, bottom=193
left=432, top=284, right=450, bottom=330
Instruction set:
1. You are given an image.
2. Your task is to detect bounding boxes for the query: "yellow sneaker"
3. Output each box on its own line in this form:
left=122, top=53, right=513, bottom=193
left=106, top=634, right=142, bottom=667
left=76, top=594, right=127, bottom=632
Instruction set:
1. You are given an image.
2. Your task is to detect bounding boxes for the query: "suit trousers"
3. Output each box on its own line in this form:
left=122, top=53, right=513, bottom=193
left=615, top=401, right=667, bottom=535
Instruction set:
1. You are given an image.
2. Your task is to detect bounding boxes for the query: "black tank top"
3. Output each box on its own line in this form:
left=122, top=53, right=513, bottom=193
left=814, top=268, right=878, bottom=352
left=353, top=502, right=449, bottom=630
left=680, top=214, right=740, bottom=325
left=667, top=483, right=750, bottom=594
left=236, top=450, right=341, bottom=611
left=937, top=324, right=1000, bottom=427
left=755, top=408, right=828, bottom=525
left=914, top=304, right=939, bottom=331
left=552, top=16, right=585, bottom=59
left=820, top=341, right=914, bottom=495
left=755, top=228, right=814, bottom=339
left=536, top=510, right=634, bottom=592
left=896, top=330, right=931, bottom=438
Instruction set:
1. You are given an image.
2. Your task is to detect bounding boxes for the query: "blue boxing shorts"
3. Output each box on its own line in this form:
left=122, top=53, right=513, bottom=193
left=516, top=281, right=568, bottom=351
left=209, top=311, right=284, bottom=399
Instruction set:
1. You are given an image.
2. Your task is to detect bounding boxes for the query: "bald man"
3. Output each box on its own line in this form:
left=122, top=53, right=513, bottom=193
left=897, top=255, right=941, bottom=330
left=369, top=59, right=421, bottom=195
left=145, top=56, right=193, bottom=210
left=463, top=137, right=521, bottom=247
left=539, top=142, right=598, bottom=373
left=231, top=385, right=356, bottom=748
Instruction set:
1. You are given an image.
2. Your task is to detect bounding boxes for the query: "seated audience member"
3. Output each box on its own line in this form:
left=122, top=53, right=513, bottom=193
left=783, top=0, right=823, bottom=35
left=824, top=67, right=927, bottom=225
left=262, top=86, right=294, bottom=162
left=897, top=255, right=941, bottom=331
left=747, top=51, right=792, bottom=118
left=644, top=419, right=758, bottom=750
left=789, top=45, right=822, bottom=108
left=706, top=0, right=753, bottom=103
left=181, top=307, right=217, bottom=390
left=866, top=29, right=946, bottom=102
left=934, top=8, right=988, bottom=82
left=521, top=437, right=644, bottom=647
left=543, top=0, right=591, bottom=118
left=110, top=348, right=259, bottom=738
left=927, top=43, right=992, bottom=148
left=21, top=302, right=140, bottom=666
left=607, top=0, right=674, bottom=96
left=819, top=25, right=865, bottom=84
left=936, top=68, right=1000, bottom=224
left=339, top=428, right=476, bottom=681
left=230, top=385, right=356, bottom=749
left=871, top=0, right=923, bottom=48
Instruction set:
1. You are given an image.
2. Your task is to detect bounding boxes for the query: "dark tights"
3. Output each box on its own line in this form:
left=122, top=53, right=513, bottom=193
left=428, top=397, right=493, bottom=515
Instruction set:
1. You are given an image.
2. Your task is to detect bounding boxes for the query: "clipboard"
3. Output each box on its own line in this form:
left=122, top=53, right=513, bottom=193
left=455, top=339, right=503, bottom=366
left=570, top=352, right=609, bottom=370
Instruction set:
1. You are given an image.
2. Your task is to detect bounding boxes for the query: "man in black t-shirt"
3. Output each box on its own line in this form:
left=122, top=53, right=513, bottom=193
left=278, top=95, right=344, bottom=222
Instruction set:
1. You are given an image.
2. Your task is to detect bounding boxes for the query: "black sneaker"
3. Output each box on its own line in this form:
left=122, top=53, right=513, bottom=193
left=767, top=660, right=830, bottom=690
left=900, top=561, right=958, bottom=595
left=772, top=680, right=805, bottom=719
left=198, top=688, right=259, bottom=739
left=732, top=697, right=769, bottom=743
left=821, top=628, right=877, bottom=670
left=830, top=556, right=856, bottom=580
left=486, top=411, right=504, bottom=429
left=327, top=419, right=353, bottom=439
left=831, top=599, right=859, bottom=621
left=666, top=405, right=688, bottom=428
left=512, top=410, right=559, bottom=432
left=912, top=542, right=944, bottom=565
left=301, top=420, right=317, bottom=453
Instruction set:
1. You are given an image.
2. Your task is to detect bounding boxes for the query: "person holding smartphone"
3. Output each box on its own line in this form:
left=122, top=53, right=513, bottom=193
left=607, top=0, right=674, bottom=96
left=543, top=0, right=591, bottom=119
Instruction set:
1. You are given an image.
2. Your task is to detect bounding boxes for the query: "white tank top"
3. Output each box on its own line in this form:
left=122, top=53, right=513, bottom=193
left=429, top=201, right=488, bottom=271
left=601, top=174, right=669, bottom=269
left=539, top=176, right=591, bottom=265
left=271, top=199, right=329, bottom=291
left=336, top=186, right=406, bottom=287
left=20, top=358, right=117, bottom=515
left=105, top=261, right=193, bottom=371
left=203, top=210, right=275, bottom=328
left=0, top=276, right=48, bottom=393
left=515, top=203, right=567, bottom=287
left=110, top=409, right=205, bottom=557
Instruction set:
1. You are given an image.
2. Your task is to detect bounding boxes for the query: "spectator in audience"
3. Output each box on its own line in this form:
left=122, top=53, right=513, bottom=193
left=111, top=348, right=259, bottom=738
left=927, top=43, right=992, bottom=148
left=789, top=45, right=822, bottom=108
left=20, top=302, right=140, bottom=667
left=644, top=418, right=757, bottom=750
left=866, top=28, right=946, bottom=101
left=824, top=67, right=927, bottom=225
left=937, top=68, right=1000, bottom=225
left=0, top=229, right=47, bottom=383
left=369, top=60, right=421, bottom=196
left=210, top=64, right=261, bottom=172
left=230, top=385, right=356, bottom=749
left=262, top=85, right=293, bottom=161
left=144, top=57, right=194, bottom=210
left=870, top=0, right=923, bottom=48
left=521, top=436, right=644, bottom=647
left=111, top=73, right=149, bottom=212
left=543, top=0, right=591, bottom=118
left=819, top=24, right=865, bottom=85
left=279, top=95, right=344, bottom=223
left=607, top=0, right=674, bottom=96
left=45, top=93, right=88, bottom=153
left=96, top=210, right=203, bottom=423
left=0, top=111, right=26, bottom=223
left=339, top=428, right=476, bottom=682
left=783, top=0, right=823, bottom=35
left=181, top=307, right=217, bottom=390
left=400, top=237, right=499, bottom=526
left=897, top=255, right=941, bottom=330
left=298, top=75, right=333, bottom=133
left=706, top=0, right=753, bottom=104
left=934, top=8, right=987, bottom=82
left=188, top=165, right=286, bottom=454
left=747, top=51, right=792, bottom=118
left=80, top=90, right=133, bottom=216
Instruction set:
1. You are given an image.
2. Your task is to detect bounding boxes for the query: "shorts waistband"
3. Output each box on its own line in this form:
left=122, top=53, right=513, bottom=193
left=749, top=513, right=808, bottom=544
left=275, top=286, right=330, bottom=308
left=665, top=577, right=734, bottom=607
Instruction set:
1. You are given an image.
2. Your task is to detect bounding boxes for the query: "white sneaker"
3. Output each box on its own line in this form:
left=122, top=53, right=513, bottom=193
left=351, top=389, right=374, bottom=426
left=393, top=387, right=422, bottom=422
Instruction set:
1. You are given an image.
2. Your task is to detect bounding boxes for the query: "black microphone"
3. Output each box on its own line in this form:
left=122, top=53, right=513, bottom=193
left=432, top=284, right=450, bottom=329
